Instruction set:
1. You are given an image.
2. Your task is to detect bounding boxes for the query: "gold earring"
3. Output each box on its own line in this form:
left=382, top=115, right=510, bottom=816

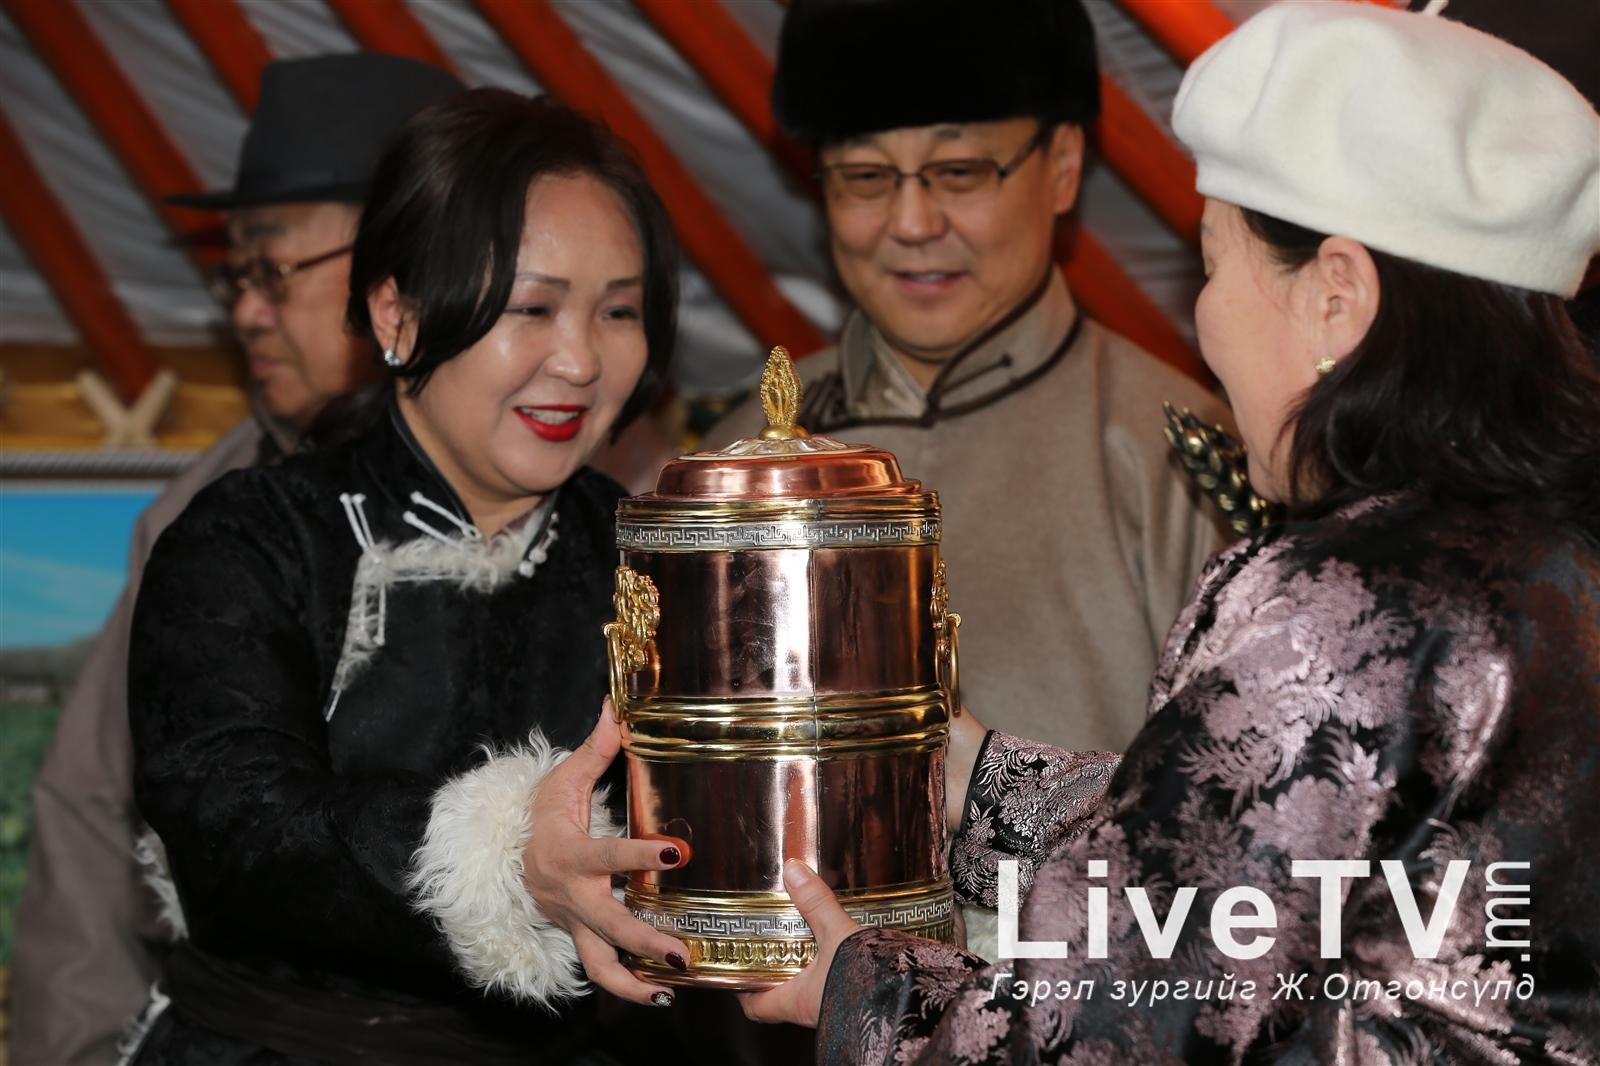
left=1315, top=357, right=1337, bottom=377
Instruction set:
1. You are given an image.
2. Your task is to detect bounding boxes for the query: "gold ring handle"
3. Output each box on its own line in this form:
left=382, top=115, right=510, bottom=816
left=931, top=559, right=961, bottom=719
left=604, top=566, right=659, bottom=720
left=941, top=612, right=960, bottom=718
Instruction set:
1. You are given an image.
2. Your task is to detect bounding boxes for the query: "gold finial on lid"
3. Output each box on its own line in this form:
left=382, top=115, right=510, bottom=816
left=758, top=345, right=809, bottom=441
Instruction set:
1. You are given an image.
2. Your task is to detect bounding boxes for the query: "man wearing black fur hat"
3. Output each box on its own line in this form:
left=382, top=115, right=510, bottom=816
left=711, top=0, right=1231, bottom=755
left=9, top=54, right=462, bottom=1066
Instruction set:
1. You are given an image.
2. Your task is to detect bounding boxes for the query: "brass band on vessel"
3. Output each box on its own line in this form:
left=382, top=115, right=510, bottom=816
left=622, top=685, right=949, bottom=758
left=623, top=879, right=956, bottom=988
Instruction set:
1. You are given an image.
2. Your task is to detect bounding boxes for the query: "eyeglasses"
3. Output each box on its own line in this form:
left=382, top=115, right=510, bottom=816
left=816, top=127, right=1048, bottom=206
left=207, top=244, right=353, bottom=309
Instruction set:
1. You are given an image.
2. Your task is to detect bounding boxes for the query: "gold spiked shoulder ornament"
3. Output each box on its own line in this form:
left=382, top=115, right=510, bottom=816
left=1162, top=402, right=1283, bottom=537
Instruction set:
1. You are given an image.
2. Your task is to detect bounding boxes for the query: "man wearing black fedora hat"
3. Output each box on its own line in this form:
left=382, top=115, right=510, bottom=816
left=172, top=54, right=464, bottom=441
left=10, top=53, right=462, bottom=1066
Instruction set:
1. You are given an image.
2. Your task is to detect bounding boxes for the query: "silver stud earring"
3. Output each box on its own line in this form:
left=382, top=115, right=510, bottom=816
left=383, top=348, right=402, bottom=368
left=1315, top=357, right=1337, bottom=377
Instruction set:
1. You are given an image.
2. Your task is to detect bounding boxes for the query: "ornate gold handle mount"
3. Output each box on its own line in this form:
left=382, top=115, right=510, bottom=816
left=932, top=558, right=961, bottom=719
left=604, top=565, right=659, bottom=720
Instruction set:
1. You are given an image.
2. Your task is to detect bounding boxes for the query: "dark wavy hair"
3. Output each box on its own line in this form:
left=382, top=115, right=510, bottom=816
left=1244, top=210, right=1600, bottom=533
left=347, top=89, right=678, bottom=437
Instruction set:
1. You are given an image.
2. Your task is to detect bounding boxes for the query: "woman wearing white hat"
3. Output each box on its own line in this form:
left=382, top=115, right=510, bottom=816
left=738, top=4, right=1600, bottom=1061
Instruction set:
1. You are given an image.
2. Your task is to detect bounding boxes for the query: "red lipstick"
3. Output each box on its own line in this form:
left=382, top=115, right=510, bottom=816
left=515, top=404, right=587, bottom=443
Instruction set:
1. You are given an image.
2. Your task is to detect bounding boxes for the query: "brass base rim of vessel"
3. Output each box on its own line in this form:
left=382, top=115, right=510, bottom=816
left=621, top=917, right=958, bottom=989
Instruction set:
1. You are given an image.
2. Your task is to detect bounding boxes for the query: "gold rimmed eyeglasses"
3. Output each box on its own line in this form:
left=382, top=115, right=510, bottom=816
left=816, top=126, right=1048, bottom=206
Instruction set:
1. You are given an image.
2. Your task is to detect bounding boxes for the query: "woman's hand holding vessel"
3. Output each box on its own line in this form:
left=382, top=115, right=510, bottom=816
left=521, top=703, right=691, bottom=1005
left=738, top=860, right=861, bottom=1028
left=742, top=705, right=985, bottom=1026
left=945, top=705, right=988, bottom=831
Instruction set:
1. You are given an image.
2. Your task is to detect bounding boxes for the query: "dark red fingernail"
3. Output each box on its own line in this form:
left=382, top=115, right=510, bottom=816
left=666, top=952, right=687, bottom=972
left=659, top=846, right=681, bottom=867
left=651, top=990, right=674, bottom=1007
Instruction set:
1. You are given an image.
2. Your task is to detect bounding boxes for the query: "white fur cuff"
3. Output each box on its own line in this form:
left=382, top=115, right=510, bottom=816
left=408, top=730, right=623, bottom=1004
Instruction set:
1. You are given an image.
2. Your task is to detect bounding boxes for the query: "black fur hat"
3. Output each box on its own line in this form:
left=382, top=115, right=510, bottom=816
left=772, top=0, right=1100, bottom=145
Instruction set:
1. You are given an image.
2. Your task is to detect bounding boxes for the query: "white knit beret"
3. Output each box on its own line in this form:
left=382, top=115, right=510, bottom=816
left=1172, top=2, right=1600, bottom=297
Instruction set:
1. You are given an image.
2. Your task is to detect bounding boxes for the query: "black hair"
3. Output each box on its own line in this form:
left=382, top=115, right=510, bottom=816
left=347, top=89, right=678, bottom=436
left=1243, top=209, right=1600, bottom=533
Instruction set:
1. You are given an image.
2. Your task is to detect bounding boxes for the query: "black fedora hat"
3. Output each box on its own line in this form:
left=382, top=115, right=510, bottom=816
left=169, top=53, right=464, bottom=210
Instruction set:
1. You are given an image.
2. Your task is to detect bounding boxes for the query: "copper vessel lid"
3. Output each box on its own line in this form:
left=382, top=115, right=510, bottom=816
left=618, top=348, right=939, bottom=551
left=646, top=347, right=924, bottom=502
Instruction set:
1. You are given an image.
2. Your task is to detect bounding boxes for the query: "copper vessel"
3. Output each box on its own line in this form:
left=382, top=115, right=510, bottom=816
left=606, top=347, right=961, bottom=989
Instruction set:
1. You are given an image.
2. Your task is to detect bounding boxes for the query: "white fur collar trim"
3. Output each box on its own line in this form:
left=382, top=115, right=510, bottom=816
left=328, top=493, right=559, bottom=712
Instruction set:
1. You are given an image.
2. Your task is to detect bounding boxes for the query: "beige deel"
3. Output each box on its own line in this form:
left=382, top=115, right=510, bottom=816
left=706, top=271, right=1233, bottom=754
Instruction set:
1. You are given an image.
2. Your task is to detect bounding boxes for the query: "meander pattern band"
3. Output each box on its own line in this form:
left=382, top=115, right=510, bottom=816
left=615, top=516, right=942, bottom=551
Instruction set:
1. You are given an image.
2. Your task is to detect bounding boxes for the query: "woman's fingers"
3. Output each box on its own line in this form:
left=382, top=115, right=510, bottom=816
left=530, top=711, right=620, bottom=839
left=945, top=711, right=989, bottom=831
left=573, top=924, right=676, bottom=1007
left=530, top=701, right=695, bottom=1004
left=590, top=832, right=691, bottom=876
left=561, top=703, right=624, bottom=788
left=577, top=883, right=690, bottom=972
left=533, top=707, right=632, bottom=843
left=527, top=834, right=687, bottom=926
left=738, top=961, right=826, bottom=1026
left=780, top=860, right=854, bottom=943
left=951, top=703, right=987, bottom=745
left=740, top=861, right=858, bottom=1027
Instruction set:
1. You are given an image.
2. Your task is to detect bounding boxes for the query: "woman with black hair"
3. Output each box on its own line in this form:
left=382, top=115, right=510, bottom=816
left=738, top=5, right=1600, bottom=1063
left=127, top=91, right=689, bottom=1064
